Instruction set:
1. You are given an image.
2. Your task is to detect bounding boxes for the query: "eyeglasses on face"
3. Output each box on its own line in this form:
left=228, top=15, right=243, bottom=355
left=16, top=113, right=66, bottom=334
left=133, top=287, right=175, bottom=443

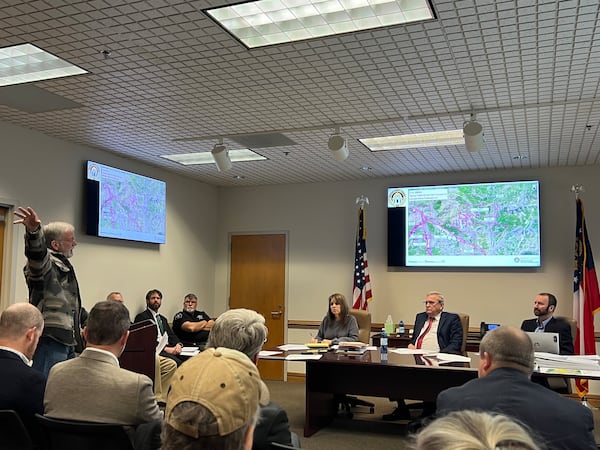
left=423, top=300, right=440, bottom=305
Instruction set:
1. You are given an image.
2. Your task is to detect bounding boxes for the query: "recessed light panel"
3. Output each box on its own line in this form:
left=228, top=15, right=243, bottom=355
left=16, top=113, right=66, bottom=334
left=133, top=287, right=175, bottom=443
left=161, top=149, right=266, bottom=165
left=360, top=130, right=464, bottom=151
left=205, top=0, right=435, bottom=48
left=0, top=43, right=88, bottom=86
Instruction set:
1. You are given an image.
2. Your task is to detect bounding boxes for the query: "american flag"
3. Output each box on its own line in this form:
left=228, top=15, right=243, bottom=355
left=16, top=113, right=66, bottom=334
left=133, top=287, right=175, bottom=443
left=353, top=207, right=373, bottom=310
left=573, top=198, right=600, bottom=397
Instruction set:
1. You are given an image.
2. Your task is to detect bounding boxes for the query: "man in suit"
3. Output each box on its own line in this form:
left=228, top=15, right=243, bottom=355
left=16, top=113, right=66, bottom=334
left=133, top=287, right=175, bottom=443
left=107, top=291, right=177, bottom=404
left=134, top=289, right=183, bottom=365
left=520, top=292, right=574, bottom=355
left=437, top=326, right=596, bottom=450
left=206, top=308, right=298, bottom=450
left=44, top=301, right=162, bottom=443
left=383, top=291, right=463, bottom=420
left=0, top=303, right=46, bottom=447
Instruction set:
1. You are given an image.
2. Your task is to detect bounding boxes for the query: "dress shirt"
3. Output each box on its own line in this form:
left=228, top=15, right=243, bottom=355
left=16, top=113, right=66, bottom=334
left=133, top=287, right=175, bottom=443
left=417, top=313, right=441, bottom=351
left=535, top=316, right=552, bottom=332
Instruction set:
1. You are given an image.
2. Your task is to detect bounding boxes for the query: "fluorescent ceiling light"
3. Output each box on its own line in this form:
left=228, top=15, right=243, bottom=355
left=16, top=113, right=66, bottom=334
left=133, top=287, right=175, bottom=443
left=0, top=43, right=88, bottom=86
left=205, top=0, right=434, bottom=48
left=161, top=149, right=266, bottom=165
left=360, top=130, right=464, bottom=151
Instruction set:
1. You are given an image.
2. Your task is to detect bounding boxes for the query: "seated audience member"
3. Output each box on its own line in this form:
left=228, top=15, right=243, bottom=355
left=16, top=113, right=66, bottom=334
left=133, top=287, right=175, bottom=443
left=107, top=291, right=176, bottom=404
left=162, top=347, right=268, bottom=450
left=206, top=308, right=297, bottom=450
left=0, top=303, right=46, bottom=446
left=384, top=291, right=463, bottom=421
left=134, top=289, right=183, bottom=365
left=312, top=293, right=359, bottom=345
left=436, top=326, right=596, bottom=450
left=412, top=410, right=542, bottom=450
left=172, top=293, right=214, bottom=348
left=520, top=292, right=574, bottom=355
left=44, top=301, right=162, bottom=447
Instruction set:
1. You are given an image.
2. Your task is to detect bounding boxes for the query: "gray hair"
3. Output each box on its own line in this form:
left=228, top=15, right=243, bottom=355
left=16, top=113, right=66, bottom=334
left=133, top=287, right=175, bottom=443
left=479, top=326, right=534, bottom=374
left=0, top=303, right=43, bottom=340
left=412, top=410, right=542, bottom=450
left=206, top=308, right=267, bottom=361
left=42, top=221, right=74, bottom=249
left=426, top=291, right=445, bottom=304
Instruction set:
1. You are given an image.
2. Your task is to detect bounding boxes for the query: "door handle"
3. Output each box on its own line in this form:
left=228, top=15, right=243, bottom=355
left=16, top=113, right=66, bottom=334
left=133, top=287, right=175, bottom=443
left=271, top=305, right=283, bottom=319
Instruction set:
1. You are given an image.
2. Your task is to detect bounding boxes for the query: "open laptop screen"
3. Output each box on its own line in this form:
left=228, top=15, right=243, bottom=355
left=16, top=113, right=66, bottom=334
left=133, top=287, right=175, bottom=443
left=524, top=331, right=560, bottom=354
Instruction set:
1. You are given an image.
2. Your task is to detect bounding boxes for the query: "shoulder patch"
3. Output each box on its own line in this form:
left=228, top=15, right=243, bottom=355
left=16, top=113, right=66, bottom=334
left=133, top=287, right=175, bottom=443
left=174, top=312, right=183, bottom=320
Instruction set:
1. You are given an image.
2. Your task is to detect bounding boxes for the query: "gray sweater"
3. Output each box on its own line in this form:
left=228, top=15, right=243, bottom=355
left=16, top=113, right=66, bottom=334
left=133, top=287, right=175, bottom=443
left=316, top=315, right=359, bottom=344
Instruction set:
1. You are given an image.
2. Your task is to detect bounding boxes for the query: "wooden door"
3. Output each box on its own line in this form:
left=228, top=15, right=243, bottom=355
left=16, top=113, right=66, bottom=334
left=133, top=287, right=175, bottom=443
left=230, top=234, right=286, bottom=380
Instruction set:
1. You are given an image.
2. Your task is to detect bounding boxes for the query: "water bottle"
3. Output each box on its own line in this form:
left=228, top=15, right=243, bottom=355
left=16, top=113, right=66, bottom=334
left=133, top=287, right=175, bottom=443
left=385, top=315, right=394, bottom=335
left=398, top=320, right=405, bottom=337
left=380, top=328, right=388, bottom=363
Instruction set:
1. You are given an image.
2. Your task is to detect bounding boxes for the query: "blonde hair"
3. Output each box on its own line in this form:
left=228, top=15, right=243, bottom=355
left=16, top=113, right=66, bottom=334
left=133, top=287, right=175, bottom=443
left=412, top=410, right=542, bottom=450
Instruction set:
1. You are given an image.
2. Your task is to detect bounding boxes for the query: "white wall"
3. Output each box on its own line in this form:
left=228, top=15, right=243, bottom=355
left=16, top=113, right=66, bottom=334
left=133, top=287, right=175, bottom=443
left=214, top=166, right=600, bottom=332
left=0, top=121, right=219, bottom=322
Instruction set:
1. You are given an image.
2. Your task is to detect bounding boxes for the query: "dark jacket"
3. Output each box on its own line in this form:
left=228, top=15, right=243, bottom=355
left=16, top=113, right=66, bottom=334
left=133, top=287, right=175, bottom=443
left=252, top=401, right=293, bottom=450
left=437, top=367, right=596, bottom=450
left=521, top=317, right=574, bottom=355
left=409, top=311, right=463, bottom=354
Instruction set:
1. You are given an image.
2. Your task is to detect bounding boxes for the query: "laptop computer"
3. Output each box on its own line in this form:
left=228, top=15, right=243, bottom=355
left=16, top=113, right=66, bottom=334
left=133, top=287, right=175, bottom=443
left=524, top=331, right=560, bottom=354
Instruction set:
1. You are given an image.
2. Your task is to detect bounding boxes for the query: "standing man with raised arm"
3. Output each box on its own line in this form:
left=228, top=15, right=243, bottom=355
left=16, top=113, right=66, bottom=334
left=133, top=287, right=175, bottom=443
left=14, top=206, right=83, bottom=377
left=520, top=292, right=574, bottom=355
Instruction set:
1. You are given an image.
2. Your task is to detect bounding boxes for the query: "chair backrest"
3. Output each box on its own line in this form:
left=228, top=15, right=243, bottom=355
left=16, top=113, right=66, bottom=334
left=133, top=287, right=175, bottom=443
left=556, top=316, right=577, bottom=344
left=35, top=414, right=134, bottom=450
left=349, top=309, right=372, bottom=344
left=0, top=410, right=34, bottom=450
left=456, top=312, right=470, bottom=355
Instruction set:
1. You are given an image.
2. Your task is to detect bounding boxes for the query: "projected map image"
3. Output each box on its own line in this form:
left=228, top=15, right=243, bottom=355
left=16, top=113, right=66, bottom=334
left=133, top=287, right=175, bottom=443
left=99, top=169, right=166, bottom=242
left=405, top=182, right=540, bottom=266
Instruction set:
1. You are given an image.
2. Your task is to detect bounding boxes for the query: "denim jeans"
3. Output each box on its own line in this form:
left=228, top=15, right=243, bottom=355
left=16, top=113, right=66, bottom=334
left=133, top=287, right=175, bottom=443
left=32, top=336, right=75, bottom=377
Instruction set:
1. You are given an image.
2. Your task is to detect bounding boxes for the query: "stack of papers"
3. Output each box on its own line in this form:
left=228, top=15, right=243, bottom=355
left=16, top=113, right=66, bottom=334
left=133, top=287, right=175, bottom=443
left=534, top=352, right=600, bottom=371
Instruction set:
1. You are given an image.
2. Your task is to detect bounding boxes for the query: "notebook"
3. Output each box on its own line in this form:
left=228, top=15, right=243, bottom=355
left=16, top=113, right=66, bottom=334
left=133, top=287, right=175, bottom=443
left=524, top=331, right=560, bottom=354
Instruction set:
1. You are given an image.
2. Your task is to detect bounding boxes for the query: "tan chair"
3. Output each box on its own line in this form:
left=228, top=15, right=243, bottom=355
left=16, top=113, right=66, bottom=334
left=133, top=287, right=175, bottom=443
left=549, top=316, right=578, bottom=393
left=337, top=309, right=374, bottom=417
left=349, top=309, right=371, bottom=344
left=556, top=316, right=577, bottom=345
left=456, top=312, right=470, bottom=356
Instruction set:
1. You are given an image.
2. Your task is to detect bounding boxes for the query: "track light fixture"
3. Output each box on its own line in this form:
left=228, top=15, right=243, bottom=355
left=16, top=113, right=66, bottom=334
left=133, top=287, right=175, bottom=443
left=328, top=127, right=349, bottom=161
left=463, top=114, right=484, bottom=153
left=211, top=139, right=232, bottom=172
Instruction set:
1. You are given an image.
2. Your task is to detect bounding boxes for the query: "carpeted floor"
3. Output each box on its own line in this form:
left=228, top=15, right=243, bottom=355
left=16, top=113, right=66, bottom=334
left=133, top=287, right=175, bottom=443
left=265, top=380, right=413, bottom=450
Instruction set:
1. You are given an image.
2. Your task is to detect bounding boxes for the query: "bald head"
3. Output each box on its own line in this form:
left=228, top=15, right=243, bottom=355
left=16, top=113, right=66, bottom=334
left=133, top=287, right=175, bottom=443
left=107, top=292, right=124, bottom=302
left=0, top=303, right=43, bottom=340
left=0, top=303, right=44, bottom=360
left=479, top=326, right=534, bottom=375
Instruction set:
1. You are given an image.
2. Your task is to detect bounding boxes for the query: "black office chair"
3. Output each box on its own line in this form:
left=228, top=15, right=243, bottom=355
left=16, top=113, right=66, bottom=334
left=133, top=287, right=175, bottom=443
left=35, top=414, right=134, bottom=450
left=0, top=410, right=34, bottom=450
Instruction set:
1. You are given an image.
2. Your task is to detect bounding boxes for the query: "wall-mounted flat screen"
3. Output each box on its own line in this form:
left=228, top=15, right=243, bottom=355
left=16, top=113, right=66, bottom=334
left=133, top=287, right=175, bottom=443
left=86, top=161, right=166, bottom=244
left=387, top=180, right=541, bottom=268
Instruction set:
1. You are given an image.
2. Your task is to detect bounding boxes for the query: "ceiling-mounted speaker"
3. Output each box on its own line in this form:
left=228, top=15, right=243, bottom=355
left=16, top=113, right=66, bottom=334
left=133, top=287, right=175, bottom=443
left=328, top=133, right=349, bottom=161
left=211, top=143, right=232, bottom=171
left=463, top=120, right=484, bottom=153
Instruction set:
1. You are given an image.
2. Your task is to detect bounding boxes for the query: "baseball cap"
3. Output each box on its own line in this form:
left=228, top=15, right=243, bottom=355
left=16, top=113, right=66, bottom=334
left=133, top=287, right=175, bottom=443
left=165, top=347, right=269, bottom=438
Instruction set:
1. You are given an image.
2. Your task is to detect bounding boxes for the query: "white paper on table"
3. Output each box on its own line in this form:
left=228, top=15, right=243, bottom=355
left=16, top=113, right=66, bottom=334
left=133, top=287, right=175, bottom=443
left=259, top=350, right=283, bottom=357
left=156, top=332, right=168, bottom=355
left=434, top=353, right=471, bottom=363
left=278, top=344, right=309, bottom=351
left=390, top=348, right=436, bottom=355
left=285, top=353, right=323, bottom=360
left=181, top=347, right=200, bottom=357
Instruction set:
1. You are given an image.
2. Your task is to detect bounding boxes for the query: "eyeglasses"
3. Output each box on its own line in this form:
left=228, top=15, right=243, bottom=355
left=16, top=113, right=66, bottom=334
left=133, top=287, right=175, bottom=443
left=423, top=301, right=440, bottom=305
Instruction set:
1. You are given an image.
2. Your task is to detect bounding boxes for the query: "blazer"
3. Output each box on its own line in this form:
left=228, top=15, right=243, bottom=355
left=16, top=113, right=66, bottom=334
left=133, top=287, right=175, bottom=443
left=252, top=401, right=293, bottom=450
left=521, top=316, right=574, bottom=355
left=437, top=367, right=596, bottom=450
left=409, top=311, right=463, bottom=354
left=44, top=348, right=162, bottom=425
left=134, top=309, right=180, bottom=347
left=0, top=349, right=46, bottom=438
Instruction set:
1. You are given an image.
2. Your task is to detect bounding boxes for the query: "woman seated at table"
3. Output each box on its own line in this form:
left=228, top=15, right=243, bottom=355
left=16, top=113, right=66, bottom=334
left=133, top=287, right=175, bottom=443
left=312, top=293, right=359, bottom=345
